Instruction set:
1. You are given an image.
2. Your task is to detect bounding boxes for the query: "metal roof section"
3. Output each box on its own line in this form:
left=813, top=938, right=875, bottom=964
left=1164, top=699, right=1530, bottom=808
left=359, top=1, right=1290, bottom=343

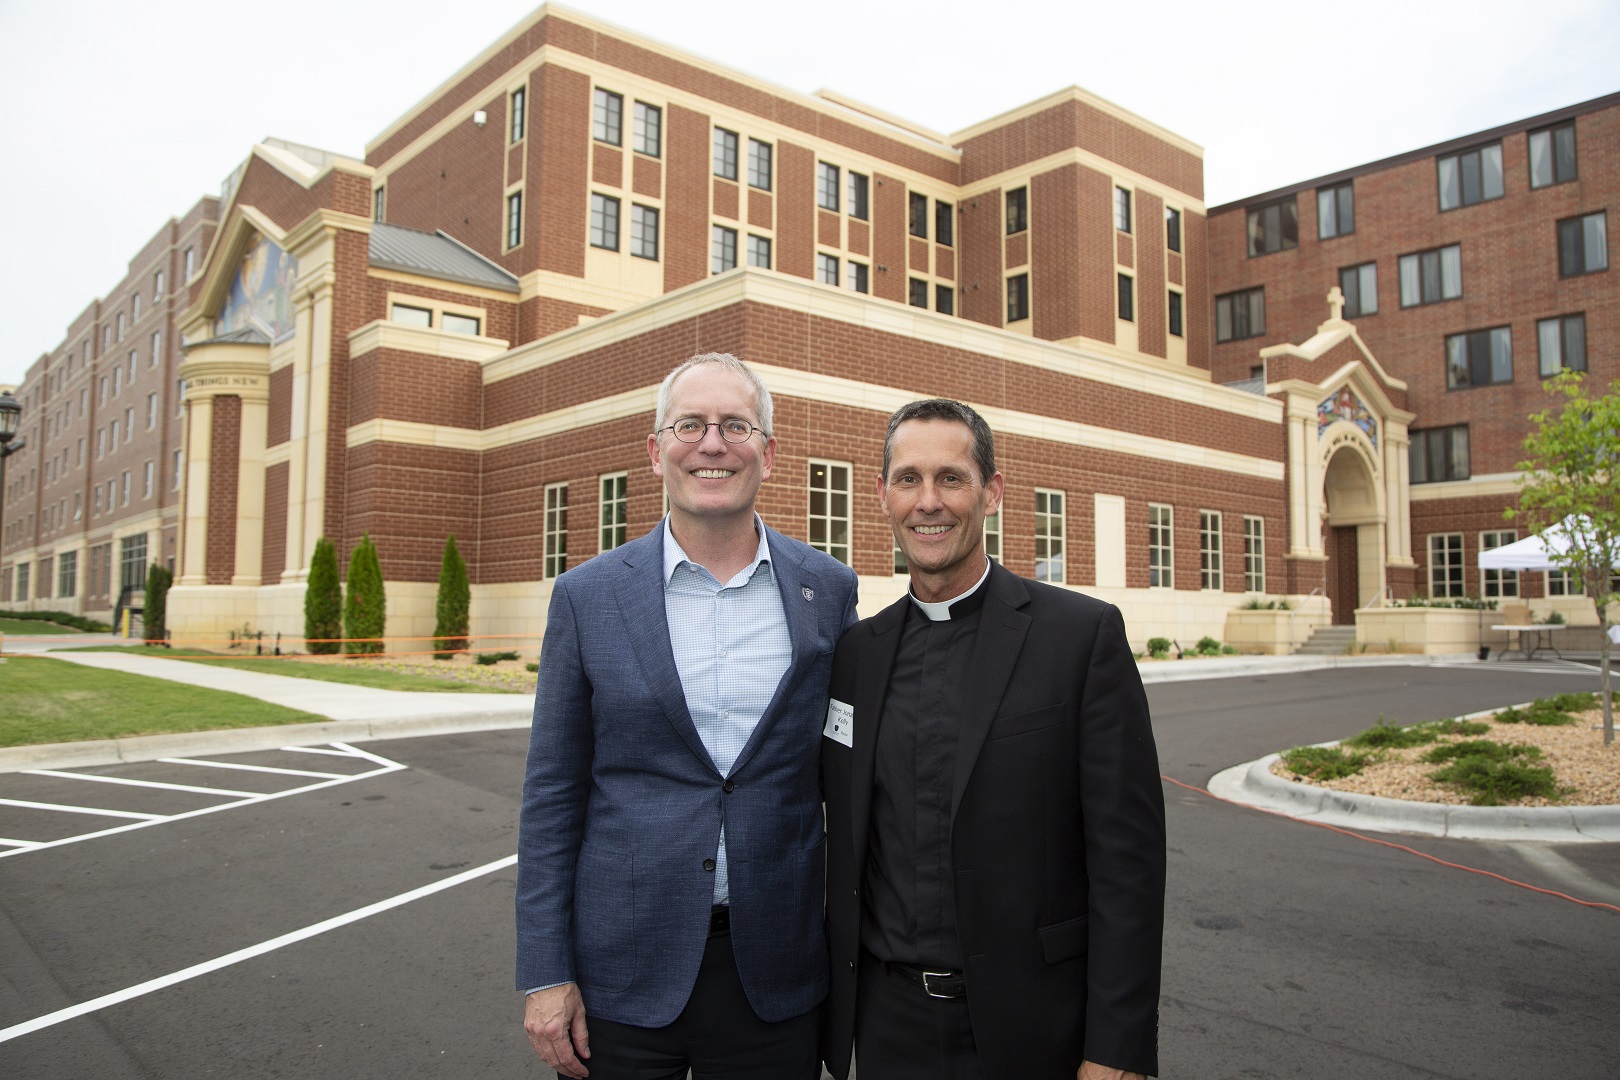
left=185, top=326, right=271, bottom=348
left=368, top=224, right=521, bottom=293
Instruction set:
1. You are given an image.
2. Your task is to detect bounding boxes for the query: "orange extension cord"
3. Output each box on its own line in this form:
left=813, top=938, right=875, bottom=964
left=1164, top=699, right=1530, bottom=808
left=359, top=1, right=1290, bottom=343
left=1163, top=774, right=1620, bottom=914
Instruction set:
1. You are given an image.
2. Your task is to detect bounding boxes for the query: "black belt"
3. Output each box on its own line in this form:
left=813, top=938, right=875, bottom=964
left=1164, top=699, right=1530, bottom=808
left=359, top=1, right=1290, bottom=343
left=708, top=905, right=730, bottom=936
left=883, top=960, right=966, bottom=999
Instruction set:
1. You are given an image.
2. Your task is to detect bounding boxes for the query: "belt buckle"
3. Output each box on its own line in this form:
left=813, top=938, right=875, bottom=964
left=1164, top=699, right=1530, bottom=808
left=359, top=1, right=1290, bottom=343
left=921, top=970, right=956, bottom=999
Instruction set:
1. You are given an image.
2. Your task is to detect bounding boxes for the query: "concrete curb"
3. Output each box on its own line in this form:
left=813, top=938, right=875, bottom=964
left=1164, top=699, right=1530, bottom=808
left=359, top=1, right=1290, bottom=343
left=1136, top=652, right=1483, bottom=684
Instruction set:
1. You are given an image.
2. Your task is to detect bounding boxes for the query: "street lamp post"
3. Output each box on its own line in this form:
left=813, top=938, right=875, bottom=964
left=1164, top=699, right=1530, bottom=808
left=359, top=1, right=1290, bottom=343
left=0, top=389, right=26, bottom=597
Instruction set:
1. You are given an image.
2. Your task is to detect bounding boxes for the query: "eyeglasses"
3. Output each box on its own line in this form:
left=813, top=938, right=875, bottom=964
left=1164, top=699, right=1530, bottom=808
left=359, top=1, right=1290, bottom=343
left=657, top=417, right=766, bottom=443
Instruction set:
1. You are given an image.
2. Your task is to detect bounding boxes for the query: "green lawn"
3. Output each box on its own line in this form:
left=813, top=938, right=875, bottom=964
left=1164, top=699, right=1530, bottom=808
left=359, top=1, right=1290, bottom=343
left=0, top=617, right=85, bottom=636
left=59, top=645, right=521, bottom=694
left=0, top=656, right=327, bottom=747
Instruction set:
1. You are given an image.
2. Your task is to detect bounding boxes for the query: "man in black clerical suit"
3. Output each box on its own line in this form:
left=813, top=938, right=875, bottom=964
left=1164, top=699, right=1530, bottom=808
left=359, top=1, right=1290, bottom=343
left=821, top=399, right=1165, bottom=1080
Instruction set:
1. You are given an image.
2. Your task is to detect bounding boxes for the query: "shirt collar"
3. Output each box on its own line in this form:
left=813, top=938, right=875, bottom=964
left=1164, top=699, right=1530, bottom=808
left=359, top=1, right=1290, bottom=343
left=909, top=557, right=993, bottom=621
left=662, top=513, right=773, bottom=586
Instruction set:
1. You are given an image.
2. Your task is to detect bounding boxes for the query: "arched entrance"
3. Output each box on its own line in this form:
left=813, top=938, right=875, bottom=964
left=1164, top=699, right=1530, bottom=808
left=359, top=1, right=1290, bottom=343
left=1322, top=445, right=1380, bottom=624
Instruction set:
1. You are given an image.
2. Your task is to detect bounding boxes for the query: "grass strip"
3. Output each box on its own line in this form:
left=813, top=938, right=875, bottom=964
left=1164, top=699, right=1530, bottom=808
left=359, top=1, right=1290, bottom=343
left=0, top=618, right=85, bottom=636
left=57, top=646, right=519, bottom=694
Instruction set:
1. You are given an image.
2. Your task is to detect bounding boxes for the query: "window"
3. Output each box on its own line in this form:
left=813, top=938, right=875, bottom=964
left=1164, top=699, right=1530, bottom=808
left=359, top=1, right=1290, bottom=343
left=847, top=172, right=868, bottom=219
left=1168, top=291, right=1183, bottom=336
left=846, top=261, right=869, bottom=294
left=1339, top=262, right=1378, bottom=317
left=390, top=303, right=432, bottom=328
left=909, top=192, right=928, bottom=239
left=146, top=392, right=156, bottom=429
left=712, top=226, right=737, bottom=273
left=817, top=253, right=840, bottom=286
left=1445, top=327, right=1513, bottom=388
left=117, top=534, right=146, bottom=593
left=1537, top=313, right=1586, bottom=376
left=893, top=539, right=908, bottom=576
left=1528, top=123, right=1576, bottom=188
left=1035, top=490, right=1065, bottom=583
left=746, top=234, right=771, bottom=269
left=1007, top=274, right=1029, bottom=321
left=1114, top=186, right=1132, bottom=233
left=747, top=138, right=771, bottom=189
left=110, top=419, right=120, bottom=446
left=936, top=285, right=954, bottom=316
left=184, top=247, right=195, bottom=280
left=1006, top=187, right=1028, bottom=234
left=1558, top=212, right=1608, bottom=276
left=589, top=194, right=620, bottom=251
left=1243, top=516, right=1265, bottom=593
left=909, top=278, right=928, bottom=308
left=628, top=102, right=661, bottom=158
left=142, top=460, right=153, bottom=499
left=713, top=127, right=738, bottom=180
left=1438, top=143, right=1503, bottom=210
left=1165, top=207, right=1181, bottom=252
left=172, top=448, right=182, bottom=490
left=506, top=191, right=523, bottom=249
left=150, top=330, right=161, bottom=365
left=984, top=510, right=1001, bottom=563
left=14, top=563, right=27, bottom=602
left=1246, top=197, right=1298, bottom=256
left=121, top=470, right=130, bottom=505
left=1547, top=568, right=1576, bottom=596
left=154, top=270, right=164, bottom=298
left=808, top=461, right=851, bottom=565
left=1481, top=530, right=1519, bottom=598
left=935, top=201, right=953, bottom=246
left=132, top=294, right=141, bottom=323
left=116, top=312, right=125, bottom=340
left=94, top=486, right=102, bottom=514
left=817, top=163, right=840, bottom=211
left=1117, top=274, right=1134, bottom=321
left=57, top=550, right=77, bottom=598
left=544, top=483, right=568, bottom=578
left=442, top=313, right=480, bottom=336
left=592, top=89, right=622, bottom=145
left=599, top=473, right=628, bottom=552
left=1410, top=425, right=1470, bottom=484
left=1200, top=511, right=1223, bottom=590
left=96, top=428, right=105, bottom=458
left=509, top=86, right=526, bottom=143
left=1398, top=244, right=1462, bottom=306
left=630, top=204, right=659, bottom=260
left=1427, top=534, right=1464, bottom=597
left=1149, top=503, right=1173, bottom=588
left=1215, top=287, right=1265, bottom=342
left=1317, top=182, right=1354, bottom=239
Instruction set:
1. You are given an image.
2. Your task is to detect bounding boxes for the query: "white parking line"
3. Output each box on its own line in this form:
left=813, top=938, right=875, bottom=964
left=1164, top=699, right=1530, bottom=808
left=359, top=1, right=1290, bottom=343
left=156, top=758, right=347, bottom=779
left=23, top=771, right=260, bottom=798
left=0, top=853, right=518, bottom=1044
left=0, top=798, right=163, bottom=821
left=0, top=837, right=39, bottom=849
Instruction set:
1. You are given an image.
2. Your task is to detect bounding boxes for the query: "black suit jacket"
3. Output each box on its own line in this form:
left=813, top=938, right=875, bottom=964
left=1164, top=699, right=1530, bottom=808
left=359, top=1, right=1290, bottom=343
left=822, top=562, right=1165, bottom=1079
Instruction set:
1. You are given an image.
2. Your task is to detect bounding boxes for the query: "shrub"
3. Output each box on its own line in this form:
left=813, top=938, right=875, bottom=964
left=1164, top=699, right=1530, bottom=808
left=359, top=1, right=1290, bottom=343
left=476, top=650, right=520, bottom=666
left=1345, top=718, right=1429, bottom=750
left=143, top=563, right=172, bottom=645
left=1542, top=692, right=1593, bottom=712
left=1146, top=636, right=1172, bottom=659
left=433, top=535, right=470, bottom=660
left=344, top=534, right=386, bottom=656
left=1417, top=718, right=1491, bottom=738
left=1279, top=745, right=1374, bottom=781
left=1221, top=644, right=1240, bottom=655
left=304, top=537, right=343, bottom=655
left=1497, top=698, right=1581, bottom=726
left=1541, top=610, right=1566, bottom=625
left=1194, top=636, right=1222, bottom=656
left=525, top=662, right=539, bottom=673
left=1423, top=740, right=1558, bottom=805
left=0, top=609, right=113, bottom=632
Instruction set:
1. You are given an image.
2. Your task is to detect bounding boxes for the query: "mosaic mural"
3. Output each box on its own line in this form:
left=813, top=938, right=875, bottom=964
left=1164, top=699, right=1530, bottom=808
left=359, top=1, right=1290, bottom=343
left=1317, top=385, right=1377, bottom=449
left=214, top=233, right=298, bottom=343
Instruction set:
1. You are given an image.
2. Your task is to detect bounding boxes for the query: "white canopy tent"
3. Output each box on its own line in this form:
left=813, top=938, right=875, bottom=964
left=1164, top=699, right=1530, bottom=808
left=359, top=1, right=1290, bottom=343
left=1477, top=516, right=1620, bottom=573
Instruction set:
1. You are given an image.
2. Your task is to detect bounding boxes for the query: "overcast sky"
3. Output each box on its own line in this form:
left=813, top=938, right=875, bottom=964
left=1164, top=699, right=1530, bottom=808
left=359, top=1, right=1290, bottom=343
left=2, top=0, right=1615, bottom=387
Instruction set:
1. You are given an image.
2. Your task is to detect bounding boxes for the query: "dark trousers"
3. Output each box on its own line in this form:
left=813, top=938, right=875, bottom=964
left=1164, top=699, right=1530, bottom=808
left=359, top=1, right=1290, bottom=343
left=853, top=954, right=982, bottom=1080
left=585, top=926, right=819, bottom=1080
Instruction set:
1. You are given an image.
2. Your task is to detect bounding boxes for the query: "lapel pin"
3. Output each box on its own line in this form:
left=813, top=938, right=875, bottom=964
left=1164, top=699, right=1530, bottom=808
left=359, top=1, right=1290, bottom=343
left=802, top=587, right=814, bottom=601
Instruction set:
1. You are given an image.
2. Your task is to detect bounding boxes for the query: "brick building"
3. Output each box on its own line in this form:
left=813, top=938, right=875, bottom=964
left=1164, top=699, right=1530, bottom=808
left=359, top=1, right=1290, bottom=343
left=2, top=5, right=1612, bottom=650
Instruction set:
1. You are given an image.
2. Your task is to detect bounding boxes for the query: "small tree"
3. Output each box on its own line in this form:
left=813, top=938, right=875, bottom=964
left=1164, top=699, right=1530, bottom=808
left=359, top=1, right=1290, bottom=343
left=344, top=534, right=387, bottom=656
left=305, top=536, right=343, bottom=655
left=1507, top=371, right=1620, bottom=745
left=143, top=562, right=172, bottom=646
left=433, top=534, right=470, bottom=660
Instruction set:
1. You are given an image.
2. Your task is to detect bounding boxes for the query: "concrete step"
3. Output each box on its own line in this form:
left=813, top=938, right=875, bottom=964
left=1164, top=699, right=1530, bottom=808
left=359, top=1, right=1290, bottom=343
left=1295, top=625, right=1358, bottom=655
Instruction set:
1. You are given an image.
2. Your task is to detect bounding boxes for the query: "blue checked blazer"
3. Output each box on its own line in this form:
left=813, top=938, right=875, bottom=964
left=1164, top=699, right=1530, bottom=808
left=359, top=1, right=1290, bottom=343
left=516, top=519, right=858, bottom=1026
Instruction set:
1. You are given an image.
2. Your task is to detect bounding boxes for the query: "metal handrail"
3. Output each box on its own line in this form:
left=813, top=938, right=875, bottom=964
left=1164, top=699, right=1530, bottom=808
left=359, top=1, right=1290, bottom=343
left=1289, top=586, right=1326, bottom=622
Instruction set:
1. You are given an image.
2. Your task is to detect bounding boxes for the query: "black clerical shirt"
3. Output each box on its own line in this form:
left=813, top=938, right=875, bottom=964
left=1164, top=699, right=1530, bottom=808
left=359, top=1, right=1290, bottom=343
left=858, top=572, right=990, bottom=970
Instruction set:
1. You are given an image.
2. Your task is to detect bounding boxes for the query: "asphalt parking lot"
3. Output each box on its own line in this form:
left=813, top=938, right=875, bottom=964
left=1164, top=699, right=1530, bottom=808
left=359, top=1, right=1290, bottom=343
left=2, top=662, right=1616, bottom=1079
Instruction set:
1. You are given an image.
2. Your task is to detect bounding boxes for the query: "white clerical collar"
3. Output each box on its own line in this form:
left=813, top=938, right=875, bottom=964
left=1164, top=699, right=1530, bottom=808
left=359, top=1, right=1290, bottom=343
left=909, top=558, right=992, bottom=622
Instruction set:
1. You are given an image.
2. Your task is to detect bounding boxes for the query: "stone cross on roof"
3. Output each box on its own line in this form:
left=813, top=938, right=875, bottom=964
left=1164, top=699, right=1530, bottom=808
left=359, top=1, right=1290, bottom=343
left=1327, top=285, right=1345, bottom=322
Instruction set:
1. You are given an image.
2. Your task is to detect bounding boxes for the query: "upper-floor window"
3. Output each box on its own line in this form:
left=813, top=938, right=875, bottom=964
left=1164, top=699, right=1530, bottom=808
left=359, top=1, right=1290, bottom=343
left=1340, top=262, right=1378, bottom=317
left=391, top=303, right=432, bottom=328
left=509, top=87, right=526, bottom=143
left=1006, top=187, right=1028, bottom=234
left=1445, top=327, right=1512, bottom=389
left=817, top=163, right=840, bottom=211
left=909, top=192, right=928, bottom=239
left=132, top=294, right=141, bottom=323
left=150, top=330, right=162, bottom=366
left=506, top=191, right=523, bottom=249
left=846, top=261, right=869, bottom=294
left=1438, top=142, right=1502, bottom=210
left=589, top=193, right=620, bottom=250
left=1537, top=313, right=1586, bottom=376
left=1528, top=122, right=1576, bottom=188
left=1006, top=273, right=1029, bottom=322
left=747, top=139, right=771, bottom=190
left=1246, top=196, right=1297, bottom=256
left=713, top=127, right=738, bottom=181
left=847, top=171, right=868, bottom=219
left=936, top=285, right=955, bottom=316
left=116, top=312, right=125, bottom=339
left=630, top=204, right=659, bottom=260
left=1168, top=290, right=1183, bottom=337
left=1114, top=186, right=1132, bottom=233
left=1117, top=274, right=1134, bottom=321
left=935, top=201, right=954, bottom=246
left=1215, top=286, right=1265, bottom=342
left=442, top=313, right=480, bottom=336
left=712, top=226, right=737, bottom=274
left=1317, top=182, right=1354, bottom=239
left=1165, top=207, right=1181, bottom=252
left=153, top=270, right=164, bottom=298
left=1398, top=244, right=1462, bottom=307
left=746, top=234, right=771, bottom=269
left=1558, top=211, right=1608, bottom=276
left=633, top=101, right=661, bottom=157
left=818, top=253, right=840, bottom=286
left=373, top=186, right=385, bottom=223
left=592, top=89, right=622, bottom=145
left=909, top=278, right=928, bottom=308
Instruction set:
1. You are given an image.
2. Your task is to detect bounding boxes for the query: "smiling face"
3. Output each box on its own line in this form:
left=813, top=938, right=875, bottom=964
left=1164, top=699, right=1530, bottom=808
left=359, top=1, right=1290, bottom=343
left=647, top=363, right=775, bottom=528
left=879, top=418, right=1004, bottom=602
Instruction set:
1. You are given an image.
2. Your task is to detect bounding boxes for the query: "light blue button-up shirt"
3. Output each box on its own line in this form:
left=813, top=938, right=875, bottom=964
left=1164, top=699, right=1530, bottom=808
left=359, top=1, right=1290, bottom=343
left=662, top=515, right=792, bottom=905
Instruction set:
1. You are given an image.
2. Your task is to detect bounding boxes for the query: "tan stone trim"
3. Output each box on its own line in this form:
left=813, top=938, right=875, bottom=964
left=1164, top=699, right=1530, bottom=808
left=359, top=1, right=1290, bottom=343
left=812, top=90, right=948, bottom=144
left=348, top=319, right=511, bottom=362
left=180, top=205, right=290, bottom=332
left=369, top=267, right=521, bottom=304
left=960, top=148, right=1206, bottom=216
left=250, top=142, right=374, bottom=192
left=1408, top=473, right=1523, bottom=501
left=178, top=344, right=271, bottom=404
left=949, top=86, right=1203, bottom=158
left=1260, top=319, right=1408, bottom=392
left=345, top=383, right=657, bottom=452
left=265, top=442, right=294, bottom=467
left=283, top=208, right=372, bottom=255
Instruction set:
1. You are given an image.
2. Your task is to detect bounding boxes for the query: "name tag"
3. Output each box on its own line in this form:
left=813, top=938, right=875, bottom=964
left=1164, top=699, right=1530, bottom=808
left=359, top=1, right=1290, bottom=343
left=823, top=698, right=854, bottom=748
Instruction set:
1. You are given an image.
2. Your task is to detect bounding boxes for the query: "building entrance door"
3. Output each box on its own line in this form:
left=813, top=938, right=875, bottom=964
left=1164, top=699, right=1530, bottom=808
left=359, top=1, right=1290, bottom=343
left=1329, top=525, right=1359, bottom=625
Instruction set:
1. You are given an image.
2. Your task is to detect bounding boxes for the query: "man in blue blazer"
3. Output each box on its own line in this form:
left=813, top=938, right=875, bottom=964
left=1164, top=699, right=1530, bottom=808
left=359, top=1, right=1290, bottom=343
left=518, top=353, right=858, bottom=1079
